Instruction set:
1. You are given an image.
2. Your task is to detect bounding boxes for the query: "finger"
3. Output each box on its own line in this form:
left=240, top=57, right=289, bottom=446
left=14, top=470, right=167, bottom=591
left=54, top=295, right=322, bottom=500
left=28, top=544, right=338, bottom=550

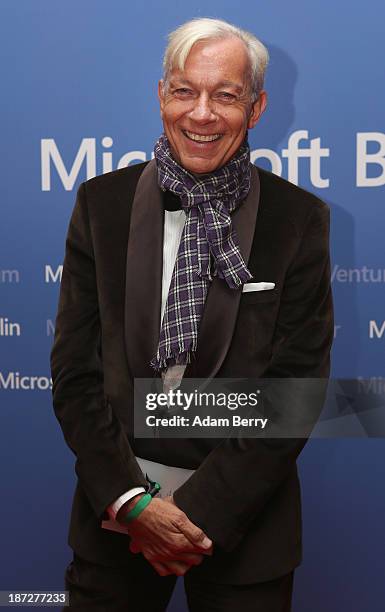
left=172, top=534, right=214, bottom=557
left=160, top=560, right=190, bottom=576
left=129, top=539, right=141, bottom=554
left=151, top=561, right=171, bottom=576
left=176, top=518, right=212, bottom=551
left=171, top=552, right=204, bottom=566
left=135, top=529, right=211, bottom=561
left=156, top=533, right=199, bottom=557
left=141, top=545, right=191, bottom=577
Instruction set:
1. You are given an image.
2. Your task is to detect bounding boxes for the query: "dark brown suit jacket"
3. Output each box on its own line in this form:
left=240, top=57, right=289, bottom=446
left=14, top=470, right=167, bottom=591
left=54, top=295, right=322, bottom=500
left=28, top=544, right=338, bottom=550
left=51, top=159, right=333, bottom=584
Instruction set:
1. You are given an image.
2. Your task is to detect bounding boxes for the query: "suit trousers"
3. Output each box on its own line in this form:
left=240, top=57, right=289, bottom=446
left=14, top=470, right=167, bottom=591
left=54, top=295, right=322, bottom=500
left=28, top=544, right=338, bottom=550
left=64, top=553, right=294, bottom=611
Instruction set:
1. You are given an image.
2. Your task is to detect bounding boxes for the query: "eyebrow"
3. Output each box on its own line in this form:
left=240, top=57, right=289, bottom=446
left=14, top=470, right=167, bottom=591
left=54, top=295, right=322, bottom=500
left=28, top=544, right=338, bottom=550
left=169, top=78, right=244, bottom=93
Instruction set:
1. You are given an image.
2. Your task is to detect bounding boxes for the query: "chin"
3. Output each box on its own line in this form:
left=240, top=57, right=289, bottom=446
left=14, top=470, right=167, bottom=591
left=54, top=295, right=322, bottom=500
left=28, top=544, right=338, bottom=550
left=182, top=158, right=221, bottom=175
left=189, top=166, right=217, bottom=175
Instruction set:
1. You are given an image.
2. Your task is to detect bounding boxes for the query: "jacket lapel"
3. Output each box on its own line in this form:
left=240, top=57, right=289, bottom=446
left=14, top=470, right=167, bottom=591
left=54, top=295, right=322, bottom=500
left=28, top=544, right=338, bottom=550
left=125, top=160, right=164, bottom=379
left=184, top=164, right=260, bottom=379
left=125, top=161, right=260, bottom=381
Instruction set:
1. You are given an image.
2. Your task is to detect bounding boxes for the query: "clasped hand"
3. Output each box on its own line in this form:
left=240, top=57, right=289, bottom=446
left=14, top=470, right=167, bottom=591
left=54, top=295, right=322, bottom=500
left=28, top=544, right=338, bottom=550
left=117, top=495, right=213, bottom=576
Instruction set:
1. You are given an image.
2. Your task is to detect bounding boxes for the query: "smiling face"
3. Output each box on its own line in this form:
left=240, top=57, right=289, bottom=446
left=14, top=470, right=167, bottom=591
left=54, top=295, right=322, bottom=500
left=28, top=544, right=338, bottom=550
left=158, top=36, right=267, bottom=174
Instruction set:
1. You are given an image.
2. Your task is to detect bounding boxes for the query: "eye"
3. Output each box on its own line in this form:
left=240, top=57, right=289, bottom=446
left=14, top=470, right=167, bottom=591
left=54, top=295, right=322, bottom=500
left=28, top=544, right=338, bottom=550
left=215, top=91, right=237, bottom=102
left=173, top=88, right=194, bottom=98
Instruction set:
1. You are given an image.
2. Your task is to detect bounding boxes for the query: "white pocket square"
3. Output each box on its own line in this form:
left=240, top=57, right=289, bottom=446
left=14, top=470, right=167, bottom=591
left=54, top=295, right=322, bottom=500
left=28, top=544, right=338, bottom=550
left=242, top=282, right=276, bottom=293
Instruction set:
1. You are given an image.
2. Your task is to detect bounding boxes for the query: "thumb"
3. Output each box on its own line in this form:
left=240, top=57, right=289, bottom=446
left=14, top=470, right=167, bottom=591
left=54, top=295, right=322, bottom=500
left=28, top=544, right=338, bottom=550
left=178, top=518, right=212, bottom=550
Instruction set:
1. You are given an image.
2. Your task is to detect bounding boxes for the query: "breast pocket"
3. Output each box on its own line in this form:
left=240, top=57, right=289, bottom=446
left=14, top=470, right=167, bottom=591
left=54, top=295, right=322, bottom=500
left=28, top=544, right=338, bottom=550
left=240, top=289, right=279, bottom=304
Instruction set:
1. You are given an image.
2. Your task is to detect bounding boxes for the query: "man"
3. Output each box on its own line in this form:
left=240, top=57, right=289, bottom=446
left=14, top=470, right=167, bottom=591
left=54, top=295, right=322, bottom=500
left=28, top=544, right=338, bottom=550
left=51, top=17, right=333, bottom=611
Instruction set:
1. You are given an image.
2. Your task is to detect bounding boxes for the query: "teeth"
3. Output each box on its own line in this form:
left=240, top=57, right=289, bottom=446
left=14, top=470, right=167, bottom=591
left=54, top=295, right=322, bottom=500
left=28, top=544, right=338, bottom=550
left=184, top=131, right=221, bottom=142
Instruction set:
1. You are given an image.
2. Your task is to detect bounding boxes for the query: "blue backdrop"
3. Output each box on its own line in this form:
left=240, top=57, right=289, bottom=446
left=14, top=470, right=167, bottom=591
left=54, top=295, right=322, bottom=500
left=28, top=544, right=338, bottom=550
left=1, top=1, right=384, bottom=610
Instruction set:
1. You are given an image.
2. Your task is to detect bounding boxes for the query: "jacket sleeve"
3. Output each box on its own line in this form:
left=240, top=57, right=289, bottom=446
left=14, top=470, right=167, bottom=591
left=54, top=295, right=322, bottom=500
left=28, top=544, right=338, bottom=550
left=50, top=182, right=147, bottom=520
left=173, top=202, right=334, bottom=552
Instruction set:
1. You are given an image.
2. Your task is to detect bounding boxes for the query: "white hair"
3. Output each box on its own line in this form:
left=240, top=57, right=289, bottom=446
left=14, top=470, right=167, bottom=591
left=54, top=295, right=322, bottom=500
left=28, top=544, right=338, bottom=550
left=163, top=17, right=269, bottom=101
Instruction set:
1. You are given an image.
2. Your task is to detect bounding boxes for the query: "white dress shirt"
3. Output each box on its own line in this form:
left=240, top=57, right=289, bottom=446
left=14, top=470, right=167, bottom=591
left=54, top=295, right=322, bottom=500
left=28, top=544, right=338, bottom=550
left=107, top=208, right=186, bottom=520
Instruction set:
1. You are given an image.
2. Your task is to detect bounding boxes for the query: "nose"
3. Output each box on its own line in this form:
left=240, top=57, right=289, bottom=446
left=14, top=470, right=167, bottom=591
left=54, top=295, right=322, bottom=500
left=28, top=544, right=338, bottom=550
left=188, top=93, right=217, bottom=124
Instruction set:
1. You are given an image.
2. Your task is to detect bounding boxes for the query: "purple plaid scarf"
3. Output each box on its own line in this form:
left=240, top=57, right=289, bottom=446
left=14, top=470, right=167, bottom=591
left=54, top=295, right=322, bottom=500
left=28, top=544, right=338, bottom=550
left=151, top=134, right=253, bottom=372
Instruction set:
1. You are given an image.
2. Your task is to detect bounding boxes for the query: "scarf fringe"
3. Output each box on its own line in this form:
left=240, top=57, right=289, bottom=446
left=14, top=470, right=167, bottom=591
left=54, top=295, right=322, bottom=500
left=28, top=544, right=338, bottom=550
left=151, top=349, right=195, bottom=372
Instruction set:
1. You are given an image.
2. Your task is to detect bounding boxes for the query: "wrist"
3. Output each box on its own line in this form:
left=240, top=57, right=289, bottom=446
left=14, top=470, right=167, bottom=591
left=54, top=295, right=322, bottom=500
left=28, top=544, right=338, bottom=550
left=121, top=494, right=153, bottom=524
left=116, top=494, right=144, bottom=524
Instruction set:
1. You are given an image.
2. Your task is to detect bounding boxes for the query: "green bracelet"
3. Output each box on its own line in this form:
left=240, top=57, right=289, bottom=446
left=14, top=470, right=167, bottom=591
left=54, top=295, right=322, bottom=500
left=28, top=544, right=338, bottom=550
left=122, top=493, right=152, bottom=524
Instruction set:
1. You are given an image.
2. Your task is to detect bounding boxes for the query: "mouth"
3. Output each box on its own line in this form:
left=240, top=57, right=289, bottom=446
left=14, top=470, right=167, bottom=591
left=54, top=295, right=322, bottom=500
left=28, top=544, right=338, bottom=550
left=182, top=130, right=223, bottom=143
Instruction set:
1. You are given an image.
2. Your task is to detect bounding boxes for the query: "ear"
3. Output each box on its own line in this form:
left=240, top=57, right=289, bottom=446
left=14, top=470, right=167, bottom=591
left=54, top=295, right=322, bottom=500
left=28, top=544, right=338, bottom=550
left=158, top=80, right=165, bottom=118
left=247, top=90, right=267, bottom=130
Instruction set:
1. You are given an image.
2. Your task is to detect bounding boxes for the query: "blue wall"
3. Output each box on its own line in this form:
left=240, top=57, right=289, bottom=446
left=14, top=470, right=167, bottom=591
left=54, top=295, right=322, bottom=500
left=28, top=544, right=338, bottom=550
left=1, top=1, right=384, bottom=609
